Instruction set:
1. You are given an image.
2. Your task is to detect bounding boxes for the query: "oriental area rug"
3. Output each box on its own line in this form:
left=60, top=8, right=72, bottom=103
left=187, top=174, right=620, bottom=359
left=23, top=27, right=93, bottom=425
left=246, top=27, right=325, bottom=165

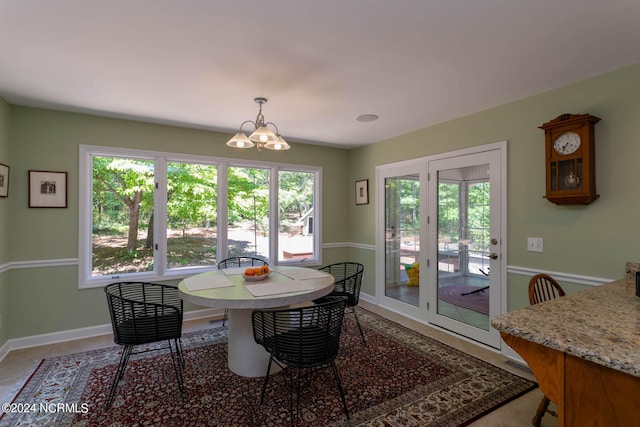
left=2, top=309, right=535, bottom=427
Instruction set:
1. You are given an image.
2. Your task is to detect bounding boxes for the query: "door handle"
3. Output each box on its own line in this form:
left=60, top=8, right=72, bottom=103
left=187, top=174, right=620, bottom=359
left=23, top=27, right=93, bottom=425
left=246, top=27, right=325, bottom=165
left=489, top=252, right=499, bottom=260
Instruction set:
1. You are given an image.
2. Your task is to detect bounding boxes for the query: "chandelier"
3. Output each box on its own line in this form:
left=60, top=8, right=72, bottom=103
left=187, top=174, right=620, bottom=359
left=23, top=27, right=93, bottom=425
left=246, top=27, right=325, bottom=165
left=226, top=97, right=291, bottom=151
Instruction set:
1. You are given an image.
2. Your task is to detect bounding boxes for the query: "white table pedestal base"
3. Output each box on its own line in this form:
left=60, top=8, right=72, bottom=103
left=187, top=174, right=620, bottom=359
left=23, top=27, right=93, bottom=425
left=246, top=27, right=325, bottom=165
left=227, top=309, right=282, bottom=377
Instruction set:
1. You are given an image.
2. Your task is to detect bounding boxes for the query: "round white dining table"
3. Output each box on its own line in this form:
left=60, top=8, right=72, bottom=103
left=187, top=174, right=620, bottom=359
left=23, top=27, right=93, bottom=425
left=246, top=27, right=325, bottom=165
left=178, top=265, right=335, bottom=377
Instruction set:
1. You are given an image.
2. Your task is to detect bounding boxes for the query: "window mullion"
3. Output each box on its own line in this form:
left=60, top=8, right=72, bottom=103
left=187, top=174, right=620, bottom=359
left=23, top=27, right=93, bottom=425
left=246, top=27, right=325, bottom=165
left=217, top=162, right=229, bottom=262
left=155, top=158, right=168, bottom=276
left=270, top=167, right=279, bottom=265
left=314, top=169, right=322, bottom=264
left=78, top=148, right=93, bottom=287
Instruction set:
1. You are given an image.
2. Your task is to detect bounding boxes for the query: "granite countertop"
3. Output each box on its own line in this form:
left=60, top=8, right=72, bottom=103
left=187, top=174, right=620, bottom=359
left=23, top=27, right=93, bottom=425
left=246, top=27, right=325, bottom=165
left=492, top=278, right=640, bottom=378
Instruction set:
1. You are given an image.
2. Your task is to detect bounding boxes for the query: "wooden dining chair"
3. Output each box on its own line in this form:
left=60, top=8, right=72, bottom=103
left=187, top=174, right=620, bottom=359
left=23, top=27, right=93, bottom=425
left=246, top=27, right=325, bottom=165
left=527, top=273, right=565, bottom=426
left=217, top=256, right=268, bottom=326
left=528, top=273, right=566, bottom=305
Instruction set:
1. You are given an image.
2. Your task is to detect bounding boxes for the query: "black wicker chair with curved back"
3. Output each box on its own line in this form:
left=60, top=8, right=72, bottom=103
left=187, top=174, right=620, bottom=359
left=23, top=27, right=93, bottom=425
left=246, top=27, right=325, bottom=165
left=104, top=282, right=185, bottom=409
left=528, top=273, right=566, bottom=426
left=217, top=256, right=269, bottom=326
left=252, top=296, right=350, bottom=426
left=319, top=262, right=366, bottom=345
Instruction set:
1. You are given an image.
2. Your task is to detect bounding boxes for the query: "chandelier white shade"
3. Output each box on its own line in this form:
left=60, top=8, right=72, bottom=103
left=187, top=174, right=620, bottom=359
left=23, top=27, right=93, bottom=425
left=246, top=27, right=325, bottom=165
left=226, top=98, right=290, bottom=151
left=227, top=132, right=254, bottom=148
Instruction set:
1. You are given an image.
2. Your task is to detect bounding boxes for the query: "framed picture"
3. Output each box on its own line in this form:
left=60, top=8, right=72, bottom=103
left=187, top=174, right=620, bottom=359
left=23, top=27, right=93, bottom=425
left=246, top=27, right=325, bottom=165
left=0, top=163, right=8, bottom=197
left=355, top=179, right=369, bottom=205
left=29, top=170, right=68, bottom=208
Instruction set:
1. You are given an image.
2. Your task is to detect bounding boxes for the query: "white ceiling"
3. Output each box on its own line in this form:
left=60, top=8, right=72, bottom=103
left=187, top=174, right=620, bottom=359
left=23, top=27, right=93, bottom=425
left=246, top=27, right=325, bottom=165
left=1, top=1, right=639, bottom=148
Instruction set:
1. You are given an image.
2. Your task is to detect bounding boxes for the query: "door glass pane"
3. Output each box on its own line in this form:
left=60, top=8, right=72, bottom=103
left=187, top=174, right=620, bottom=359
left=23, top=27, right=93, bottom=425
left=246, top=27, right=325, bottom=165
left=91, top=156, right=155, bottom=276
left=437, top=165, right=490, bottom=331
left=278, top=170, right=315, bottom=262
left=384, top=175, right=420, bottom=306
left=227, top=167, right=270, bottom=262
left=166, top=161, right=217, bottom=269
left=467, top=181, right=490, bottom=276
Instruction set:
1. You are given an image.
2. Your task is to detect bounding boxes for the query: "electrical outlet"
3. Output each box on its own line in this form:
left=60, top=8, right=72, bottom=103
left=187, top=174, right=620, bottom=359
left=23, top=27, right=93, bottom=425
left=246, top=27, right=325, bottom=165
left=527, top=237, right=543, bottom=252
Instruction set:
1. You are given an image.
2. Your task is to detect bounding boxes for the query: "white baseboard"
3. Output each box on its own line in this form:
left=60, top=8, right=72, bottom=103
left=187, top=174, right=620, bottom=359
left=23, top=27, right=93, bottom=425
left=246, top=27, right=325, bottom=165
left=0, top=340, right=12, bottom=365
left=0, top=308, right=222, bottom=364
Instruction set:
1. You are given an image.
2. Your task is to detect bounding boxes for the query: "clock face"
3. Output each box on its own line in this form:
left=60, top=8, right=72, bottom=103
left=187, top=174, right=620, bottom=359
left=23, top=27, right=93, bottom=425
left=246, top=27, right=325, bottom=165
left=553, top=132, right=581, bottom=155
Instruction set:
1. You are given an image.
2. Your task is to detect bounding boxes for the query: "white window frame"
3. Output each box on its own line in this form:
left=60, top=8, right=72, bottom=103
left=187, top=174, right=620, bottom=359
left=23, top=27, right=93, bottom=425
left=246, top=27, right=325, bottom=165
left=78, top=145, right=322, bottom=289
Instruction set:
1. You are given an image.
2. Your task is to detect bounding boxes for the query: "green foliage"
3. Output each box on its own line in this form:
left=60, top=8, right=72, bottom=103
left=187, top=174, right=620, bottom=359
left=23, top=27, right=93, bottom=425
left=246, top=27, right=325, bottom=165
left=91, top=159, right=316, bottom=275
left=399, top=179, right=420, bottom=230
left=385, top=177, right=420, bottom=228
left=228, top=167, right=269, bottom=229
left=438, top=181, right=490, bottom=251
left=278, top=170, right=314, bottom=229
left=92, top=156, right=154, bottom=244
left=167, top=162, right=217, bottom=228
left=467, top=182, right=490, bottom=252
left=438, top=182, right=460, bottom=241
left=93, top=158, right=219, bottom=235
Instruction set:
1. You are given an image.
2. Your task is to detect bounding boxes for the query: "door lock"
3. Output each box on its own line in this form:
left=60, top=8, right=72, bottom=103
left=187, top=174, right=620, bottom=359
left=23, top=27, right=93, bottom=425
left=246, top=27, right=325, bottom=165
left=489, top=252, right=499, bottom=260
left=491, top=238, right=498, bottom=245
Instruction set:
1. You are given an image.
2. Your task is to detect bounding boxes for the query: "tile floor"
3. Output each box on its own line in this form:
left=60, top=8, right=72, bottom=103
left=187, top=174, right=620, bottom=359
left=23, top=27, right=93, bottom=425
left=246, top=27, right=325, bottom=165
left=0, top=301, right=557, bottom=426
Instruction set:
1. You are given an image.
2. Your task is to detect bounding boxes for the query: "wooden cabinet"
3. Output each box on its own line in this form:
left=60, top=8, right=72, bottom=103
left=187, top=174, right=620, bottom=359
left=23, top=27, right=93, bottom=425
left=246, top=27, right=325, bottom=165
left=502, top=332, right=640, bottom=427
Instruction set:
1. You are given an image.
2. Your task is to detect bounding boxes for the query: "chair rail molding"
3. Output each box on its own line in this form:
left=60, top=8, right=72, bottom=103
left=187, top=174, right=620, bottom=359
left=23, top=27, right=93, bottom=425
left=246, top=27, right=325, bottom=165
left=7, top=258, right=78, bottom=270
left=507, top=265, right=612, bottom=287
left=323, top=242, right=375, bottom=251
left=2, top=257, right=613, bottom=289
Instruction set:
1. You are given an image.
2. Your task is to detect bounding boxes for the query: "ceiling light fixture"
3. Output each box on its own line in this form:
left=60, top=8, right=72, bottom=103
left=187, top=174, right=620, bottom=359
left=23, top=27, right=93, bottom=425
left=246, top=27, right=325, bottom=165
left=226, top=97, right=290, bottom=151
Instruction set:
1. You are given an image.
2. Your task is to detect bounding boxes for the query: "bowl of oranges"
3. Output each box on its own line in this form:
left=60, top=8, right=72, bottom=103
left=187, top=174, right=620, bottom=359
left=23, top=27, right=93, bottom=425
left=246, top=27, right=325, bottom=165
left=243, top=265, right=271, bottom=281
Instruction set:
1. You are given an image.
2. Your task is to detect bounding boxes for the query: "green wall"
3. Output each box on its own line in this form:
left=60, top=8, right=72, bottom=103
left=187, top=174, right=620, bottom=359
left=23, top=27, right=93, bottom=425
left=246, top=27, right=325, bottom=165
left=4, top=107, right=350, bottom=339
left=0, top=97, right=10, bottom=345
left=348, top=62, right=640, bottom=309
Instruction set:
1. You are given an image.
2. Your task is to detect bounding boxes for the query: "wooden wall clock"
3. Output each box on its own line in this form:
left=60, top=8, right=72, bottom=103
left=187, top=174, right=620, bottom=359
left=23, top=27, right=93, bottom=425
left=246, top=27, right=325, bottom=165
left=538, top=113, right=601, bottom=205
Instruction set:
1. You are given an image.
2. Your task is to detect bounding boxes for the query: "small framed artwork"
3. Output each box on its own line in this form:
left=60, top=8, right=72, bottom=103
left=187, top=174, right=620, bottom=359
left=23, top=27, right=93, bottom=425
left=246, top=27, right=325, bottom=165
left=0, top=163, right=8, bottom=197
left=29, top=170, right=68, bottom=208
left=355, top=179, right=369, bottom=205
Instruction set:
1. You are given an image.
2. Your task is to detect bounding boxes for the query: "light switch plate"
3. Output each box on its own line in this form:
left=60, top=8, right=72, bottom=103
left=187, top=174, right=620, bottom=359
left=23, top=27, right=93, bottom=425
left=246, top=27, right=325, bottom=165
left=527, top=237, right=543, bottom=252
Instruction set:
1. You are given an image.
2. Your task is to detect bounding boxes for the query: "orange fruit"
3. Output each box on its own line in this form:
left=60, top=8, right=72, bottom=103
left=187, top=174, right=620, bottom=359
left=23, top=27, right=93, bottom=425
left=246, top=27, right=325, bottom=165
left=244, top=268, right=255, bottom=276
left=261, top=265, right=270, bottom=275
left=253, top=267, right=262, bottom=275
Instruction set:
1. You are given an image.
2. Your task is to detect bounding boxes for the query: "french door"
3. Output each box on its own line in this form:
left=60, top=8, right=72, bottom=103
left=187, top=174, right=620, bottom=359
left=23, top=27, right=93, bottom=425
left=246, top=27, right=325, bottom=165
left=379, top=162, right=427, bottom=322
left=377, top=143, right=505, bottom=349
left=426, top=148, right=503, bottom=348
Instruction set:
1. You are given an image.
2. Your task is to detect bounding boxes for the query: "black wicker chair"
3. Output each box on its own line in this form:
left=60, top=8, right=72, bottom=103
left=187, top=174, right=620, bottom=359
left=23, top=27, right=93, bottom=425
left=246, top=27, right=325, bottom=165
left=319, top=262, right=366, bottom=345
left=217, top=256, right=268, bottom=326
left=252, top=296, right=349, bottom=426
left=104, top=282, right=184, bottom=409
